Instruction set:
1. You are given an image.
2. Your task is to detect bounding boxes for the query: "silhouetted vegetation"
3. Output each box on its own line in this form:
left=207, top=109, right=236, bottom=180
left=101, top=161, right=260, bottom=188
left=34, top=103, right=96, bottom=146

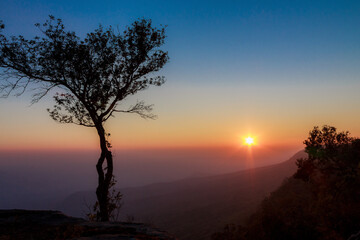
left=86, top=176, right=123, bottom=222
left=0, top=16, right=168, bottom=221
left=213, top=125, right=360, bottom=240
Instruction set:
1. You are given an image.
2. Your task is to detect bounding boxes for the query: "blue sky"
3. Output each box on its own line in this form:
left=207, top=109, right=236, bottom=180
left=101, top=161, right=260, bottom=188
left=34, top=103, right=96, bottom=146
left=1, top=0, right=360, bottom=85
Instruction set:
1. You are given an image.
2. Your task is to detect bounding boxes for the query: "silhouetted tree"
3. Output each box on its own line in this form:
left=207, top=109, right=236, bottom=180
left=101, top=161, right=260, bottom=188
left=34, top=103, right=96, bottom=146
left=295, top=125, right=359, bottom=195
left=0, top=16, right=169, bottom=221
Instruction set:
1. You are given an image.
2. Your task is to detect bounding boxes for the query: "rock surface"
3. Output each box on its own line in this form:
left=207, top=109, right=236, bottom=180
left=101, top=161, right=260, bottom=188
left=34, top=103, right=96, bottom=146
left=0, top=209, right=177, bottom=240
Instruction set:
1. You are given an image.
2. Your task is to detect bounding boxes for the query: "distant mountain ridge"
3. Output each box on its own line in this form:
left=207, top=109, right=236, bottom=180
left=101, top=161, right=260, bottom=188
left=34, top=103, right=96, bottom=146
left=60, top=150, right=306, bottom=240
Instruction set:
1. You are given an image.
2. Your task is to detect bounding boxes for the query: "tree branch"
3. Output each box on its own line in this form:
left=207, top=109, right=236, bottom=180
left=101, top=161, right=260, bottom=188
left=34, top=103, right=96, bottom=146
left=112, top=100, right=156, bottom=120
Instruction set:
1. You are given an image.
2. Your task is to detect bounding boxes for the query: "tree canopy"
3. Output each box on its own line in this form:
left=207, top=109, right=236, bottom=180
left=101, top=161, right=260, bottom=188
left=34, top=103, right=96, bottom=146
left=0, top=16, right=168, bottom=125
left=295, top=125, right=360, bottom=193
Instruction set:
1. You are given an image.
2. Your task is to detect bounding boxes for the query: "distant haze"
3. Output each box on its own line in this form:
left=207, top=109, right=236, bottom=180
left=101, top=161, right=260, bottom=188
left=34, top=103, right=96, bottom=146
left=0, top=146, right=299, bottom=210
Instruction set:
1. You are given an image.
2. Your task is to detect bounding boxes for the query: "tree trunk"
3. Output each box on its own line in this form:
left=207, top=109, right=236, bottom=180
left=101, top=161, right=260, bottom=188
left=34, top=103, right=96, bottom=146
left=95, top=123, right=113, bottom=221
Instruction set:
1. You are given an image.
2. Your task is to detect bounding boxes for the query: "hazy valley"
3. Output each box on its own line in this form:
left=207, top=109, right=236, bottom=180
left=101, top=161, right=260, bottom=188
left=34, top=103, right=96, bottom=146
left=0, top=149, right=304, bottom=239
left=60, top=151, right=305, bottom=239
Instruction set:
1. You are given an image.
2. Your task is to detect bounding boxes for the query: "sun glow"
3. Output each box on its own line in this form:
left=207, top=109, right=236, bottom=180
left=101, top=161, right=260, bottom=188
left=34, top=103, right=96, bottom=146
left=245, top=136, right=254, bottom=146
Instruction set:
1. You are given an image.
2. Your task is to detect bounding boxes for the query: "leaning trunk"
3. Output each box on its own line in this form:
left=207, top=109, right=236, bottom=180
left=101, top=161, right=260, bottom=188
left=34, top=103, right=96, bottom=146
left=95, top=123, right=113, bottom=221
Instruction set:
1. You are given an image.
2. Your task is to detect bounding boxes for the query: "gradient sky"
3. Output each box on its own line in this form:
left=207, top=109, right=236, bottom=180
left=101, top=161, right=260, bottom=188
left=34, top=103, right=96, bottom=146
left=0, top=0, right=360, bottom=151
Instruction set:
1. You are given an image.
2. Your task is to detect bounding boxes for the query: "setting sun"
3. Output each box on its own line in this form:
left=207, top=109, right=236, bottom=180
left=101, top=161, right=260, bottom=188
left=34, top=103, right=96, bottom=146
left=245, top=137, right=254, bottom=146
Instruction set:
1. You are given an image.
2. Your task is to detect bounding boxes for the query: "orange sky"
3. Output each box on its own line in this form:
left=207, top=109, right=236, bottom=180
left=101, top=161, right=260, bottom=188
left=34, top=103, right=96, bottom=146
left=1, top=82, right=360, bottom=151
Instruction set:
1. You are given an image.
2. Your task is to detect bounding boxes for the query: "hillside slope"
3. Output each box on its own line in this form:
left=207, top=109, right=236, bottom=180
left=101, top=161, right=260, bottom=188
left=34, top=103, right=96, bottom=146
left=60, top=151, right=305, bottom=240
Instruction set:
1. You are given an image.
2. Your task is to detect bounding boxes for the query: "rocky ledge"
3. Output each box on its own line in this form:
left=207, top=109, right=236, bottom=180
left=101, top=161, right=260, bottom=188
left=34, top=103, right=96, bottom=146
left=0, top=209, right=177, bottom=240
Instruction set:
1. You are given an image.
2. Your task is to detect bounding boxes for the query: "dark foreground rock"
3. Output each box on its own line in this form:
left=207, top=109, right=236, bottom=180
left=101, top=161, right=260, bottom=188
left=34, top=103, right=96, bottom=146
left=0, top=209, right=177, bottom=240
